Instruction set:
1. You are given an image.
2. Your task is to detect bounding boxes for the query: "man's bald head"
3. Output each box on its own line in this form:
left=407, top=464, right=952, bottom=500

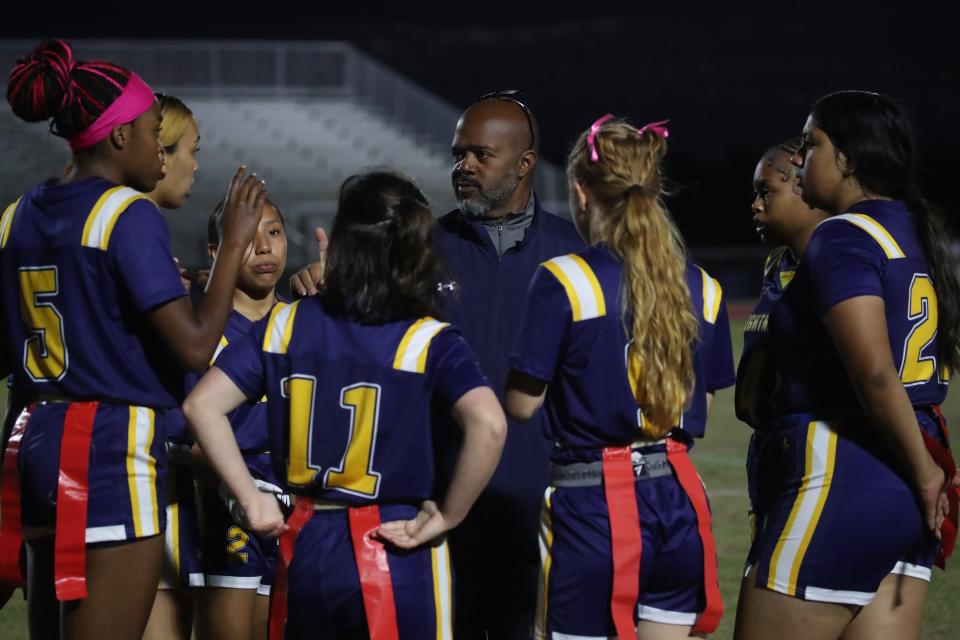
left=459, top=98, right=539, bottom=154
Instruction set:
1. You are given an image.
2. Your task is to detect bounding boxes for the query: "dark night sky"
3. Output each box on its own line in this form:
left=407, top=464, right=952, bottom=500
left=4, top=1, right=958, bottom=248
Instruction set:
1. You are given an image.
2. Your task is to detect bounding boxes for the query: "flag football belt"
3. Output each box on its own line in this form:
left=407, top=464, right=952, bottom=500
left=270, top=497, right=401, bottom=640
left=592, top=440, right=722, bottom=638
left=0, top=400, right=99, bottom=602
left=550, top=451, right=671, bottom=487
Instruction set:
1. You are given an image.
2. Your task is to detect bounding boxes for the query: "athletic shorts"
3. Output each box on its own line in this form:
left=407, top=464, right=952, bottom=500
left=284, top=503, right=453, bottom=640
left=535, top=445, right=707, bottom=639
left=18, top=401, right=166, bottom=544
left=200, top=484, right=277, bottom=595
left=159, top=453, right=204, bottom=589
left=747, top=413, right=942, bottom=605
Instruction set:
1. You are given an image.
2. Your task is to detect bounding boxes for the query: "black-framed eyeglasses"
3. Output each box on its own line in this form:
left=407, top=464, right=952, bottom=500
left=475, top=89, right=537, bottom=151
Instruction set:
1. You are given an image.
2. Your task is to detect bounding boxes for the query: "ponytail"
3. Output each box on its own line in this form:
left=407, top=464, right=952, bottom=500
left=323, top=170, right=448, bottom=323
left=567, top=119, right=698, bottom=436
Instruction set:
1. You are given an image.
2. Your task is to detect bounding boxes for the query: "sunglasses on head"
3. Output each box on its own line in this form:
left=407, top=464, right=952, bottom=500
left=475, top=89, right=536, bottom=151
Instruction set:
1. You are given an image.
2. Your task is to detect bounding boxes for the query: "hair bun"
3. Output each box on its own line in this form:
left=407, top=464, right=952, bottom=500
left=7, top=39, right=77, bottom=123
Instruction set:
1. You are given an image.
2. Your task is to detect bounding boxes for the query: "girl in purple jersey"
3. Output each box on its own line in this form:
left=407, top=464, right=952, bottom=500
left=506, top=117, right=722, bottom=639
left=734, top=92, right=960, bottom=640
left=141, top=94, right=203, bottom=640
left=184, top=170, right=506, bottom=639
left=0, top=40, right=266, bottom=640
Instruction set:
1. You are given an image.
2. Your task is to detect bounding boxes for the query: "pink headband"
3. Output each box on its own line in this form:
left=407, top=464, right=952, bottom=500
left=587, top=114, right=671, bottom=162
left=66, top=72, right=156, bottom=151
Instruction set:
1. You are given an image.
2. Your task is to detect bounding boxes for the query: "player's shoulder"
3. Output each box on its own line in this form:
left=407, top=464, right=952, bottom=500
left=392, top=316, right=454, bottom=374
left=811, top=205, right=908, bottom=262
left=86, top=184, right=161, bottom=251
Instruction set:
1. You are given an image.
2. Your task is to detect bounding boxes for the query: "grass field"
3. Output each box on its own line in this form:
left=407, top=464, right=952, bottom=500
left=0, top=317, right=958, bottom=639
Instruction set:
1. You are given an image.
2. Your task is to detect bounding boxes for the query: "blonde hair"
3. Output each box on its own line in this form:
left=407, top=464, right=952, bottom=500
left=567, top=119, right=698, bottom=436
left=156, top=94, right=194, bottom=150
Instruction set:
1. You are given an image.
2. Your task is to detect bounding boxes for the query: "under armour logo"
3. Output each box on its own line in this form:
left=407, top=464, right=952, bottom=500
left=437, top=281, right=459, bottom=292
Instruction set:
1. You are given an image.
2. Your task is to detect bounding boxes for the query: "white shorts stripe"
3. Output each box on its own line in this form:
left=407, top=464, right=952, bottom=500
left=890, top=561, right=932, bottom=582
left=767, top=421, right=836, bottom=596
left=636, top=603, right=697, bottom=626
left=128, top=406, right=159, bottom=537
left=85, top=525, right=127, bottom=543
left=432, top=540, right=453, bottom=640
left=803, top=585, right=875, bottom=606
left=204, top=575, right=264, bottom=589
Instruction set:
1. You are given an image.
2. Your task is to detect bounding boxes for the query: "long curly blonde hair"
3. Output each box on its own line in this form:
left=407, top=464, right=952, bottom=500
left=567, top=118, right=697, bottom=436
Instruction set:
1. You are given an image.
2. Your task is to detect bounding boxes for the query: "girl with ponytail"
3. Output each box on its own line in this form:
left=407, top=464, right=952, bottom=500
left=733, top=91, right=960, bottom=640
left=0, top=40, right=266, bottom=640
left=183, top=170, right=506, bottom=639
left=506, top=116, right=734, bottom=639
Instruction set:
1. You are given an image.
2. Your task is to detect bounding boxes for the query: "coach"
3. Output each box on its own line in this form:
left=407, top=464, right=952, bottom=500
left=289, top=92, right=582, bottom=639
left=432, top=92, right=582, bottom=640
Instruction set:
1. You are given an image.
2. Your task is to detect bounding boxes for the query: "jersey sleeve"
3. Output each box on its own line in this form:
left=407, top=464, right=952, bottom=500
left=508, top=264, right=572, bottom=382
left=705, top=298, right=736, bottom=392
left=428, top=326, right=490, bottom=412
left=108, top=199, right=187, bottom=313
left=213, top=318, right=268, bottom=401
left=804, top=220, right=885, bottom=316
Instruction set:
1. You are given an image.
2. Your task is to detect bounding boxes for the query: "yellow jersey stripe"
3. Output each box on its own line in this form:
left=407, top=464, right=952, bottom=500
left=699, top=267, right=723, bottom=324
left=0, top=197, right=23, bottom=249
left=766, top=421, right=837, bottom=595
left=126, top=406, right=159, bottom=538
left=262, top=301, right=300, bottom=354
left=832, top=213, right=906, bottom=259
left=210, top=335, right=229, bottom=366
left=393, top=317, right=449, bottom=374
left=542, top=254, right=606, bottom=322
left=82, top=186, right=148, bottom=250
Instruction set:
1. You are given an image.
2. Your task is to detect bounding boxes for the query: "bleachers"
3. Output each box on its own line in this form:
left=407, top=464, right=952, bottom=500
left=0, top=39, right=568, bottom=270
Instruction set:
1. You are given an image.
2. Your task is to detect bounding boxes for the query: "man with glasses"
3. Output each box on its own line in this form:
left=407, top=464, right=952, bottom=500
left=432, top=91, right=583, bottom=640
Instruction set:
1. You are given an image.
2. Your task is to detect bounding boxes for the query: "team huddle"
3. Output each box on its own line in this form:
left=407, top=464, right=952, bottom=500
left=0, top=38, right=957, bottom=640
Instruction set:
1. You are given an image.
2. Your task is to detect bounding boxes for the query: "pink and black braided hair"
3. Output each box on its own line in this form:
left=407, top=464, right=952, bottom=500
left=7, top=39, right=132, bottom=142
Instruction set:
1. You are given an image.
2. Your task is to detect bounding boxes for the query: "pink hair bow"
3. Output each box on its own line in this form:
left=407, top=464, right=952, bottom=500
left=637, top=119, right=670, bottom=138
left=587, top=115, right=671, bottom=162
left=587, top=113, right=616, bottom=161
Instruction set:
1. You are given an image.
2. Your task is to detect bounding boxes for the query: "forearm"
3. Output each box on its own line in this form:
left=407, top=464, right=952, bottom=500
left=442, top=418, right=504, bottom=526
left=186, top=406, right=260, bottom=506
left=850, top=367, right=933, bottom=484
left=188, top=242, right=248, bottom=363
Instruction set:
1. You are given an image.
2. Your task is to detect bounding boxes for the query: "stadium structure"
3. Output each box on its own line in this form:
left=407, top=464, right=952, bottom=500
left=0, top=39, right=569, bottom=271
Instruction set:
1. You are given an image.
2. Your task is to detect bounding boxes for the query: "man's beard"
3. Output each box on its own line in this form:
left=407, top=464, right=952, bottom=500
left=456, top=171, right=520, bottom=217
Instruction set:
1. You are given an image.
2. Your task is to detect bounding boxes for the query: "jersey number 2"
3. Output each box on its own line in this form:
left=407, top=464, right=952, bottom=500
left=19, top=266, right=68, bottom=382
left=284, top=377, right=382, bottom=498
left=900, top=274, right=938, bottom=385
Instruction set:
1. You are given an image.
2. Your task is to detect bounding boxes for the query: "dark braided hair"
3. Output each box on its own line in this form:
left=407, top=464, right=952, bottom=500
left=812, top=90, right=960, bottom=372
left=7, top=39, right=132, bottom=143
left=322, top=170, right=447, bottom=324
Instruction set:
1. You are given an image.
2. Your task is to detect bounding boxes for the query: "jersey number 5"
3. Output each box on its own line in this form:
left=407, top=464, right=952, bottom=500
left=284, top=377, right=382, bottom=498
left=900, top=274, right=938, bottom=385
left=18, top=266, right=68, bottom=382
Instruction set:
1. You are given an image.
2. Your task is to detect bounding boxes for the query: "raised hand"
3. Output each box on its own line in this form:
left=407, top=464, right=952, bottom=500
left=290, top=226, right=328, bottom=297
left=220, top=167, right=268, bottom=250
